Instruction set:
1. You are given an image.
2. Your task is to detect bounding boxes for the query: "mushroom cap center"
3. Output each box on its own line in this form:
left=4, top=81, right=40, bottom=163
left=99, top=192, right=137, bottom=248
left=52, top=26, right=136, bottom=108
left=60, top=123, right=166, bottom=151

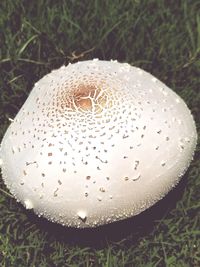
left=59, top=81, right=111, bottom=113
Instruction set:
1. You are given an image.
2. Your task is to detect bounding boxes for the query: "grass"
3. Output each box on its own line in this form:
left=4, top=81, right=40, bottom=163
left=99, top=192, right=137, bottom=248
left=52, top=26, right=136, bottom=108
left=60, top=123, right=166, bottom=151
left=0, top=0, right=200, bottom=266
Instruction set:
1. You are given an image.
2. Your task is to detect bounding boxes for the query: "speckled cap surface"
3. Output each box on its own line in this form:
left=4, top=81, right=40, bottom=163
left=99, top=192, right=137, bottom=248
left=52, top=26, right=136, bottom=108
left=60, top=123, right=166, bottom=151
left=0, top=59, right=197, bottom=228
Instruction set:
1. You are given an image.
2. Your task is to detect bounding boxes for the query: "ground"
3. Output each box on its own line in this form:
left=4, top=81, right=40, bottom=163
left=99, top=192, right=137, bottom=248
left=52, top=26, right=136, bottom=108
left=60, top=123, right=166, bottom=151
left=0, top=1, right=200, bottom=266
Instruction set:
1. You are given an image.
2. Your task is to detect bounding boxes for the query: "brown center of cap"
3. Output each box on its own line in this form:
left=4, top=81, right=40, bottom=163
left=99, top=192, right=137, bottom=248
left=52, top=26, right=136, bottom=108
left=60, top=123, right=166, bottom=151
left=59, top=82, right=111, bottom=113
left=74, top=84, right=97, bottom=111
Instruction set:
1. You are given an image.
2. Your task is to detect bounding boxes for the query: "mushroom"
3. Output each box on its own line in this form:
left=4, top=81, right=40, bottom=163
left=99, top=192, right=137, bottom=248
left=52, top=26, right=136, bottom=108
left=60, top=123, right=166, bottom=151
left=0, top=59, right=197, bottom=228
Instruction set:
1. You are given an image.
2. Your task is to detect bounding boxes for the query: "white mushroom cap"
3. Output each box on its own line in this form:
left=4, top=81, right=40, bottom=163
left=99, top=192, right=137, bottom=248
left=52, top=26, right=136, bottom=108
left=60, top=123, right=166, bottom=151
left=0, top=59, right=197, bottom=228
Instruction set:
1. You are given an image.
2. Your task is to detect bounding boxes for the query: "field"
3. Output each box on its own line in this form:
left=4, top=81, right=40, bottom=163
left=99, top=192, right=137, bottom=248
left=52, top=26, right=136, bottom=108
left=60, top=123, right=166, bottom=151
left=0, top=1, right=200, bottom=266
